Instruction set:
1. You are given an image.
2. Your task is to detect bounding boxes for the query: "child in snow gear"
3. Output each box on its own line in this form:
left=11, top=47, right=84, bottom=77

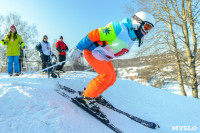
left=70, top=11, right=155, bottom=110
left=55, top=36, right=68, bottom=72
left=1, top=24, right=25, bottom=76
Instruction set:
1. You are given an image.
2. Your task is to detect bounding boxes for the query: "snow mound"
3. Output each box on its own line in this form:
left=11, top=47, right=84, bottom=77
left=0, top=72, right=199, bottom=133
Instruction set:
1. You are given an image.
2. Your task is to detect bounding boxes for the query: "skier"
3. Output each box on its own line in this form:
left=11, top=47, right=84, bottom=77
left=55, top=36, right=68, bottom=73
left=1, top=24, right=25, bottom=76
left=36, top=35, right=57, bottom=78
left=69, top=11, right=155, bottom=111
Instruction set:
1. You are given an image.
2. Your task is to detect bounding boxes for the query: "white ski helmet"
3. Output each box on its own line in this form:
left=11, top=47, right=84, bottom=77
left=131, top=11, right=155, bottom=33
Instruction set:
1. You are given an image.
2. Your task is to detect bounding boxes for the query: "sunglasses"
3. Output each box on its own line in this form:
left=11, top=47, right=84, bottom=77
left=44, top=38, right=48, bottom=39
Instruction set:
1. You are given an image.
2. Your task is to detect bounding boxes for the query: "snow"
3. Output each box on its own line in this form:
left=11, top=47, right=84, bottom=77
left=0, top=72, right=200, bottom=133
left=162, top=81, right=197, bottom=97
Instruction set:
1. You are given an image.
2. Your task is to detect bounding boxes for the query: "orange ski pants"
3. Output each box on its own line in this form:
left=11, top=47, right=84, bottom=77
left=83, top=49, right=116, bottom=98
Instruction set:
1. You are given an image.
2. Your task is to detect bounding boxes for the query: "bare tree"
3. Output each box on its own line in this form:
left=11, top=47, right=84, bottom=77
left=166, top=0, right=199, bottom=98
left=127, top=0, right=200, bottom=98
left=0, top=13, right=39, bottom=71
left=51, top=38, right=58, bottom=56
left=152, top=0, right=187, bottom=96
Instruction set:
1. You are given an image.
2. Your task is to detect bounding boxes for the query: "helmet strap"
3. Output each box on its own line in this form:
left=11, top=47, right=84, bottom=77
left=138, top=38, right=143, bottom=47
left=133, top=15, right=145, bottom=26
left=134, top=26, right=144, bottom=47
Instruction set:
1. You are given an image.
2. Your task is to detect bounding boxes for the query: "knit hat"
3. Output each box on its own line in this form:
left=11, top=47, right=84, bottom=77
left=43, top=35, right=48, bottom=39
left=10, top=24, right=16, bottom=29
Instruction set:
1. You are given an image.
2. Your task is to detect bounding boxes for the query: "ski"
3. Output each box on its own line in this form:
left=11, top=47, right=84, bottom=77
left=98, top=100, right=160, bottom=129
left=56, top=84, right=123, bottom=133
left=57, top=83, right=160, bottom=129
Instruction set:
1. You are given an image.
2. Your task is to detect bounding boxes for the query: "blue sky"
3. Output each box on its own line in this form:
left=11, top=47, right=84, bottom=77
left=0, top=0, right=134, bottom=50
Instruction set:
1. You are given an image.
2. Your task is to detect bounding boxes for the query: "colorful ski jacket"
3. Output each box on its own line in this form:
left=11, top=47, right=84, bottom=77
left=76, top=18, right=138, bottom=62
left=4, top=33, right=24, bottom=56
left=56, top=41, right=68, bottom=55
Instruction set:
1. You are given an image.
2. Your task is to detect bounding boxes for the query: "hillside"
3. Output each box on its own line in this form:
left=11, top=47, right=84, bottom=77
left=0, top=72, right=200, bottom=133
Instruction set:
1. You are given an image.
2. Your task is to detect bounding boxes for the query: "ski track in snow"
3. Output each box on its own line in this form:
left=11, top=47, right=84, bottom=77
left=0, top=71, right=200, bottom=133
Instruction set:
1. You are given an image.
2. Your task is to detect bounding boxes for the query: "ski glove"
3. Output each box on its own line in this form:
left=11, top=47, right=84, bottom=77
left=54, top=55, right=57, bottom=60
left=69, top=47, right=83, bottom=61
left=52, top=55, right=57, bottom=63
left=56, top=47, right=62, bottom=52
left=1, top=40, right=5, bottom=45
left=20, top=42, right=25, bottom=47
left=39, top=50, right=43, bottom=57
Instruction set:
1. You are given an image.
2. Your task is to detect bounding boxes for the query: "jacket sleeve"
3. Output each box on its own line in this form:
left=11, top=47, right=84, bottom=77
left=19, top=35, right=25, bottom=48
left=56, top=42, right=62, bottom=52
left=36, top=42, right=42, bottom=53
left=76, top=22, right=122, bottom=50
left=65, top=43, right=68, bottom=51
left=56, top=47, right=62, bottom=52
left=4, top=36, right=9, bottom=45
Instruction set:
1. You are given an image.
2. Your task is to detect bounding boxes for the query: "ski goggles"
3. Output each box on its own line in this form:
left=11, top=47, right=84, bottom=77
left=133, top=15, right=154, bottom=33
left=142, top=23, right=153, bottom=33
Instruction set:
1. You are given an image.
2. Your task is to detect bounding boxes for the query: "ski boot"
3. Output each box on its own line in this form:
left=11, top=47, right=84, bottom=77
left=96, top=95, right=108, bottom=106
left=51, top=72, right=57, bottom=78
left=73, top=96, right=100, bottom=112
left=81, top=96, right=100, bottom=112
left=14, top=73, right=20, bottom=76
left=72, top=96, right=109, bottom=123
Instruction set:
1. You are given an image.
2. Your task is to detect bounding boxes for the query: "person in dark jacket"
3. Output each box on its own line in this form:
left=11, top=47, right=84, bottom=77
left=55, top=36, right=68, bottom=72
left=19, top=46, right=25, bottom=73
left=36, top=35, right=51, bottom=72
left=35, top=35, right=57, bottom=78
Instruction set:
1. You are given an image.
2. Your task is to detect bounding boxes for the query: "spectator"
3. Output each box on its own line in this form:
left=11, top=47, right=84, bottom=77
left=1, top=24, right=24, bottom=76
left=35, top=35, right=57, bottom=78
left=36, top=35, right=51, bottom=73
left=55, top=36, right=68, bottom=73
left=19, top=46, right=25, bottom=73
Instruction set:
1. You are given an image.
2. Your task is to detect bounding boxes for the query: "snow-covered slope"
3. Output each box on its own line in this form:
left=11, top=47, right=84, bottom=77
left=0, top=72, right=199, bottom=133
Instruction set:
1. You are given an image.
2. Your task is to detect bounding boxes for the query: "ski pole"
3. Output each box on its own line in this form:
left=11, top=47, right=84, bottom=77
left=83, top=67, right=93, bottom=72
left=26, top=59, right=71, bottom=78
